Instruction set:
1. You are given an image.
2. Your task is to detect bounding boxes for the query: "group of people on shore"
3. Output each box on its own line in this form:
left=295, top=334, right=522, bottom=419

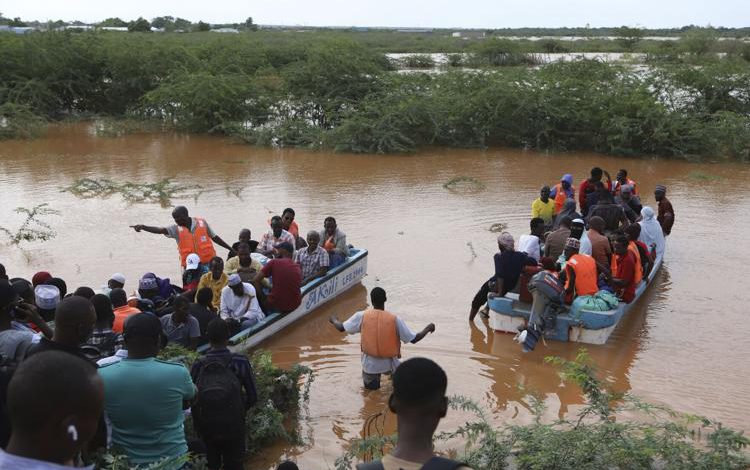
left=0, top=206, right=362, bottom=469
left=470, top=167, right=675, bottom=321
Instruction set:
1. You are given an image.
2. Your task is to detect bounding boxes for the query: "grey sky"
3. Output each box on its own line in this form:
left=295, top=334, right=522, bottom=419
left=4, top=0, right=748, bottom=28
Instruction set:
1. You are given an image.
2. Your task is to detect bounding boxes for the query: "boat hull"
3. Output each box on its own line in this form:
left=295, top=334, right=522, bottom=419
left=199, top=249, right=368, bottom=353
left=490, top=252, right=663, bottom=345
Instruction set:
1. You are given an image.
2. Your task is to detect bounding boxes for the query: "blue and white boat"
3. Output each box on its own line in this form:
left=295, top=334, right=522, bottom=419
left=489, top=251, right=663, bottom=345
left=202, top=248, right=368, bottom=353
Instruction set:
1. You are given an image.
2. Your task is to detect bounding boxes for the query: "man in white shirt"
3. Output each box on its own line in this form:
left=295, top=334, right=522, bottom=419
left=329, top=288, right=435, bottom=390
left=258, top=216, right=295, bottom=257
left=220, top=274, right=265, bottom=331
left=517, top=217, right=545, bottom=263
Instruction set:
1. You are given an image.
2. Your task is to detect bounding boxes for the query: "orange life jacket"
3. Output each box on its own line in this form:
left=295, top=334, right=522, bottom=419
left=361, top=309, right=400, bottom=359
left=177, top=217, right=216, bottom=267
left=611, top=242, right=643, bottom=285
left=565, top=254, right=599, bottom=298
left=613, top=178, right=637, bottom=196
left=553, top=182, right=575, bottom=214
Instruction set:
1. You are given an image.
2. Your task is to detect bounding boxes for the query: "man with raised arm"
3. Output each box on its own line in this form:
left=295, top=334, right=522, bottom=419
left=131, top=206, right=232, bottom=270
left=329, top=287, right=435, bottom=390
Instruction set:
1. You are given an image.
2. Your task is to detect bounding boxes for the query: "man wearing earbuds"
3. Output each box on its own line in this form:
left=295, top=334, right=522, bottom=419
left=0, top=351, right=104, bottom=469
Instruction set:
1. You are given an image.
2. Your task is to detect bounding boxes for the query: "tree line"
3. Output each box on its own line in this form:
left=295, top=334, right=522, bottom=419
left=0, top=30, right=748, bottom=160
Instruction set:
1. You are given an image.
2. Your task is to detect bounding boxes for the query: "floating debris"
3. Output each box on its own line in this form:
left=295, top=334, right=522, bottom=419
left=442, top=176, right=486, bottom=193
left=489, top=222, right=507, bottom=233
left=466, top=241, right=477, bottom=258
left=225, top=185, right=244, bottom=201
left=64, top=178, right=203, bottom=208
left=687, top=171, right=721, bottom=181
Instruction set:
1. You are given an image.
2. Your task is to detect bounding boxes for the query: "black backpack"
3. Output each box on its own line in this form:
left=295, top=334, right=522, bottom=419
left=0, top=353, right=19, bottom=448
left=192, top=356, right=245, bottom=438
left=356, top=456, right=465, bottom=470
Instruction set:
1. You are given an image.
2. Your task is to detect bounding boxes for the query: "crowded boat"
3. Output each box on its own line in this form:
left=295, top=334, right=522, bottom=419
left=470, top=167, right=675, bottom=351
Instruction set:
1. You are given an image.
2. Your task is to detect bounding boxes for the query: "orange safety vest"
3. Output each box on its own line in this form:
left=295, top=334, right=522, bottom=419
left=553, top=182, right=575, bottom=214
left=360, top=309, right=401, bottom=359
left=177, top=217, right=216, bottom=267
left=565, top=254, right=599, bottom=297
left=611, top=242, right=643, bottom=285
left=613, top=178, right=638, bottom=196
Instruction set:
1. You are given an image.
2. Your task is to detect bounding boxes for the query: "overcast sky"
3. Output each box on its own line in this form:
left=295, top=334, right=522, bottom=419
left=3, top=0, right=748, bottom=28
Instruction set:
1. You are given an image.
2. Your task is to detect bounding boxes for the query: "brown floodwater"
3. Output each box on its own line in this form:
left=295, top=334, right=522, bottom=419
left=1, top=123, right=748, bottom=467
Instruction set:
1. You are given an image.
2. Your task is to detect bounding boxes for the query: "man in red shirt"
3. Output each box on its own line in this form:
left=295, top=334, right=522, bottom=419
left=579, top=167, right=612, bottom=214
left=610, top=235, right=637, bottom=303
left=254, top=242, right=302, bottom=314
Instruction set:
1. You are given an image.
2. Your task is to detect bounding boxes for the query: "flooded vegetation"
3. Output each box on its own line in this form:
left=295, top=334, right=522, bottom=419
left=1, top=125, right=749, bottom=467
left=1, top=30, right=748, bottom=160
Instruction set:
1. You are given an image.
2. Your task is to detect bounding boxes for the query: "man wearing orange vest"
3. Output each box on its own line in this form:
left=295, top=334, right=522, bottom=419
left=329, top=288, right=435, bottom=390
left=559, top=238, right=599, bottom=304
left=609, top=235, right=639, bottom=303
left=549, top=174, right=575, bottom=215
left=131, top=206, right=232, bottom=270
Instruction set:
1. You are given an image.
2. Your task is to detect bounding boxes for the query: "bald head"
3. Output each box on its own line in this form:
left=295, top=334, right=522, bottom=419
left=172, top=206, right=190, bottom=227
left=589, top=216, right=606, bottom=233
left=53, top=296, right=96, bottom=346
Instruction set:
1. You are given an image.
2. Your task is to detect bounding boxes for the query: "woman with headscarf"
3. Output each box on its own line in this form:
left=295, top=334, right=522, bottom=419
left=638, top=206, right=665, bottom=258
left=553, top=199, right=582, bottom=231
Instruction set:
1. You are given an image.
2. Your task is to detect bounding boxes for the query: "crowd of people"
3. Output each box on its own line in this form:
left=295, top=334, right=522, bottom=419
left=470, top=167, right=675, bottom=321
left=0, top=170, right=677, bottom=469
left=0, top=207, right=369, bottom=469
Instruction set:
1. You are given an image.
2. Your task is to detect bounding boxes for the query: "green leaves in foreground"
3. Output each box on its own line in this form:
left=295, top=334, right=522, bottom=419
left=342, top=349, right=748, bottom=470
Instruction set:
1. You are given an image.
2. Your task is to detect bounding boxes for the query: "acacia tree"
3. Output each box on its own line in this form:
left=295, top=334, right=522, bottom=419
left=128, top=17, right=151, bottom=32
left=615, top=26, right=644, bottom=51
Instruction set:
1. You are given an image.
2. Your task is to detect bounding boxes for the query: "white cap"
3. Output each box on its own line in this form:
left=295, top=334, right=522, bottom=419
left=110, top=273, right=126, bottom=285
left=572, top=218, right=585, bottom=225
left=228, top=273, right=242, bottom=286
left=185, top=253, right=201, bottom=270
left=35, top=285, right=60, bottom=311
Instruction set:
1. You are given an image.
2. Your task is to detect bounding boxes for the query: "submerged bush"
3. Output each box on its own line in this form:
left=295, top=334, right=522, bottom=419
left=340, top=349, right=749, bottom=470
left=0, top=102, right=46, bottom=139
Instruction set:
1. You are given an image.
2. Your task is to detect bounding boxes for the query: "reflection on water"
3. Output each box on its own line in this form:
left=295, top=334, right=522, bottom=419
left=0, top=124, right=748, bottom=468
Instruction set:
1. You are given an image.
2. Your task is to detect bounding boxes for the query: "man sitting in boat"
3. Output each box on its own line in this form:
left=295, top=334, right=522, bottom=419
left=469, top=232, right=536, bottom=321
left=531, top=186, right=555, bottom=230
left=609, top=235, right=639, bottom=303
left=517, top=218, right=545, bottom=263
left=612, top=168, right=638, bottom=197
left=624, top=224, right=653, bottom=279
left=586, top=216, right=612, bottom=270
left=220, top=274, right=265, bottom=332
left=544, top=216, right=571, bottom=261
left=293, top=231, right=330, bottom=285
left=587, top=191, right=630, bottom=234
left=258, top=216, right=295, bottom=258
left=319, top=216, right=349, bottom=268
left=559, top=238, right=599, bottom=304
left=253, top=242, right=302, bottom=314
left=225, top=242, right=264, bottom=284
left=329, top=287, right=435, bottom=390
left=615, top=184, right=642, bottom=223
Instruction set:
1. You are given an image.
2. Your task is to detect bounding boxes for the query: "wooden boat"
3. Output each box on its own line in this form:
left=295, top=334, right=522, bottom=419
left=489, top=250, right=663, bottom=345
left=199, top=248, right=368, bottom=353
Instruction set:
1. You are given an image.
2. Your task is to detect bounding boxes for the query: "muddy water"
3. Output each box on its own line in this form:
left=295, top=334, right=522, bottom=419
left=1, top=123, right=748, bottom=467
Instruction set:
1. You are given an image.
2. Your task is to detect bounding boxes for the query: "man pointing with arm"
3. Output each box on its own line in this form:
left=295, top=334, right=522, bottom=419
left=330, top=287, right=435, bottom=390
left=131, top=206, right=232, bottom=270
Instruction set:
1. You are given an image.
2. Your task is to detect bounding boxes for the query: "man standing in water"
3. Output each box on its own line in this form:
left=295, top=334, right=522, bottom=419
left=131, top=206, right=232, bottom=270
left=329, top=288, right=435, bottom=390
left=654, top=185, right=675, bottom=236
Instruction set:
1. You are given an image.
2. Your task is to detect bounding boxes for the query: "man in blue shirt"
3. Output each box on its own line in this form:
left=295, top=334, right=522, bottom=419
left=98, top=314, right=195, bottom=467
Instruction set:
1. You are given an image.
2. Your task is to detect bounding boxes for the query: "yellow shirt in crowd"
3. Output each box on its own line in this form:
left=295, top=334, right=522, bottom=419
left=531, top=197, right=556, bottom=225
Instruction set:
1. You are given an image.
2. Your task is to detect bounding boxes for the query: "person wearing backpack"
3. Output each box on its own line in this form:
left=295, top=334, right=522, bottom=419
left=356, top=358, right=472, bottom=470
left=190, top=318, right=257, bottom=470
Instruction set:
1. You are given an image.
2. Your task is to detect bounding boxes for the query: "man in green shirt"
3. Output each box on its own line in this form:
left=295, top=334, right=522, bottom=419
left=98, top=314, right=195, bottom=467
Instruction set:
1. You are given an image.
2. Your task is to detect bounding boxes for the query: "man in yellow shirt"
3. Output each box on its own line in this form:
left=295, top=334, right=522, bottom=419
left=531, top=185, right=555, bottom=229
left=196, top=257, right=228, bottom=311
